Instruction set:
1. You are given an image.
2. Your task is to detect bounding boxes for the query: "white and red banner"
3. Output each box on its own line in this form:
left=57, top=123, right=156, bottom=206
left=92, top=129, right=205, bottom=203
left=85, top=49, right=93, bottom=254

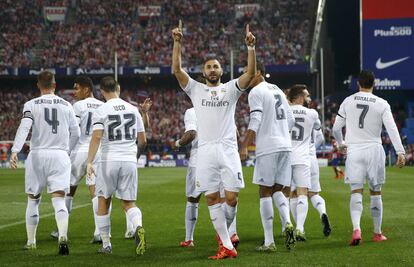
left=235, top=4, right=260, bottom=19
left=138, top=6, right=161, bottom=18
left=43, top=7, right=67, bottom=21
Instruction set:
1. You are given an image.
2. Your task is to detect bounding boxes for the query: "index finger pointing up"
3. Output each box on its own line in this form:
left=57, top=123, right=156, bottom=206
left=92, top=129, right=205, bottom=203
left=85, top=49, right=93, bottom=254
left=179, top=19, right=182, bottom=30
left=246, top=24, right=250, bottom=35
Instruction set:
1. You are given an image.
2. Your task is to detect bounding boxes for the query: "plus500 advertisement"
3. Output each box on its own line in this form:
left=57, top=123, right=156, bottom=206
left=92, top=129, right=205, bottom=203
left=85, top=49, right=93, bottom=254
left=362, top=18, right=414, bottom=90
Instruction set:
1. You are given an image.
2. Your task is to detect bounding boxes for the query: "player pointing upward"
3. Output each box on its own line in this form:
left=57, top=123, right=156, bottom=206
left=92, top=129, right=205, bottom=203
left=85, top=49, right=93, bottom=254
left=172, top=20, right=256, bottom=259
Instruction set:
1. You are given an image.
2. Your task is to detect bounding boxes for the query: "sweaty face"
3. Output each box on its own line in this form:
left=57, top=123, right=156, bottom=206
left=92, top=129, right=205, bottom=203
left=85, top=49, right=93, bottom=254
left=203, top=60, right=223, bottom=85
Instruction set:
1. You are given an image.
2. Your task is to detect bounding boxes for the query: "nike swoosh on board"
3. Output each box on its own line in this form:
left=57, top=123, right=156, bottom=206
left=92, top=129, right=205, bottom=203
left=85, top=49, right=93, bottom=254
left=375, top=57, right=410, bottom=69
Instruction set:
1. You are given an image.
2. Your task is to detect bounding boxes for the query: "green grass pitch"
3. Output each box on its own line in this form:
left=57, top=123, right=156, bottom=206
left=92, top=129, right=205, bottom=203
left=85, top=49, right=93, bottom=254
left=0, top=167, right=413, bottom=266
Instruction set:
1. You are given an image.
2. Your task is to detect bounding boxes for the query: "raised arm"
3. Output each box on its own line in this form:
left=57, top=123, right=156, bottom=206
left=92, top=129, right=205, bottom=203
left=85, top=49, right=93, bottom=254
left=139, top=98, right=152, bottom=130
left=172, top=20, right=190, bottom=89
left=237, top=24, right=257, bottom=90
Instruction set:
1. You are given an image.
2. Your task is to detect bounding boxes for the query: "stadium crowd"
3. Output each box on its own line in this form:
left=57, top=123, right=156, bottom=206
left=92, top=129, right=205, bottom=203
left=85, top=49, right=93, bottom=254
left=1, top=86, right=413, bottom=165
left=1, top=0, right=312, bottom=69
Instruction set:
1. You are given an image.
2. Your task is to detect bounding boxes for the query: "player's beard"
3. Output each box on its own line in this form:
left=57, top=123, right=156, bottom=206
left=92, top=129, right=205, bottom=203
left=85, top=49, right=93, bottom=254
left=205, top=75, right=220, bottom=86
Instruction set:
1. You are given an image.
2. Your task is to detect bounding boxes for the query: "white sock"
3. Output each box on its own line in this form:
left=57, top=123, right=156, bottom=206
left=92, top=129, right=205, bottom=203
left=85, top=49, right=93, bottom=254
left=223, top=202, right=236, bottom=229
left=296, top=195, right=308, bottom=232
left=92, top=197, right=99, bottom=236
left=65, top=196, right=73, bottom=214
left=290, top=197, right=298, bottom=224
left=126, top=206, right=142, bottom=229
left=51, top=197, right=69, bottom=240
left=273, top=191, right=292, bottom=227
left=260, top=197, right=274, bottom=246
left=310, top=194, right=327, bottom=217
left=26, top=197, right=41, bottom=245
left=126, top=212, right=134, bottom=232
left=96, top=214, right=111, bottom=248
left=208, top=203, right=233, bottom=250
left=228, top=215, right=237, bottom=236
left=185, top=202, right=199, bottom=241
left=370, top=195, right=383, bottom=234
left=350, top=193, right=363, bottom=231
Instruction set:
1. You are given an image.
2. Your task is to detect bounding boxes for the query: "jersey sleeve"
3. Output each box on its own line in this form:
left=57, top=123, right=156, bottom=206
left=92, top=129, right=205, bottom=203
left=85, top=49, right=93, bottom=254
left=382, top=103, right=405, bottom=154
left=312, top=110, right=321, bottom=130
left=68, top=104, right=81, bottom=151
left=11, top=101, right=33, bottom=153
left=184, top=109, right=197, bottom=133
left=92, top=107, right=105, bottom=131
left=247, top=89, right=263, bottom=132
left=337, top=98, right=347, bottom=119
left=136, top=109, right=145, bottom=133
left=182, top=77, right=198, bottom=98
left=72, top=102, right=82, bottom=125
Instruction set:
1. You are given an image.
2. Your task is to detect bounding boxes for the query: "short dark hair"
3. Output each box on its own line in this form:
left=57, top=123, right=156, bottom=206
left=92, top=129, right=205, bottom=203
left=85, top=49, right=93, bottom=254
left=287, top=84, right=307, bottom=102
left=203, top=58, right=221, bottom=67
left=256, top=61, right=265, bottom=75
left=358, top=70, right=375, bottom=88
left=74, top=76, right=94, bottom=92
left=100, top=76, right=118, bottom=92
left=37, top=71, right=55, bottom=89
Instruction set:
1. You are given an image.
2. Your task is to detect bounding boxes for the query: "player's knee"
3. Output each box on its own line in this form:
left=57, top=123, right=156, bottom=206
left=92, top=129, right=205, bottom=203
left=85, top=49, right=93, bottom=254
left=121, top=200, right=136, bottom=211
left=187, top=196, right=200, bottom=203
left=259, top=186, right=273, bottom=198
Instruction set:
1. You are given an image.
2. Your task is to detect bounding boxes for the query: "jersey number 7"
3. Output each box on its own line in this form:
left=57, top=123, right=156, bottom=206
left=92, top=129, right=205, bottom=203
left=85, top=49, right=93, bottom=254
left=356, top=104, right=369, bottom=129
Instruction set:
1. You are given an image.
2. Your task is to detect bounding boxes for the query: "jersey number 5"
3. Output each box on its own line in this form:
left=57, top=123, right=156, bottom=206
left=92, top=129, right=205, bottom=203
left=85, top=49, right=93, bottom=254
left=356, top=104, right=369, bottom=129
left=291, top=117, right=304, bottom=141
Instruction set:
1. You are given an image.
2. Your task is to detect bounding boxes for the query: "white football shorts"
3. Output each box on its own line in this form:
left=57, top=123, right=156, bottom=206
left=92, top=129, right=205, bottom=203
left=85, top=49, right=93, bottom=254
left=290, top=164, right=311, bottom=191
left=309, top=155, right=321, bottom=192
left=253, top=151, right=292, bottom=187
left=70, top=151, right=100, bottom=186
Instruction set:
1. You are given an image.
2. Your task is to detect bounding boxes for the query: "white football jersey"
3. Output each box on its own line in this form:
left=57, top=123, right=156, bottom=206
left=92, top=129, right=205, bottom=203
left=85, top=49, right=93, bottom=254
left=336, top=91, right=404, bottom=153
left=184, top=108, right=198, bottom=167
left=72, top=97, right=104, bottom=152
left=13, top=94, right=79, bottom=152
left=248, top=81, right=293, bottom=157
left=183, top=78, right=242, bottom=148
left=290, top=105, right=321, bottom=165
left=92, top=98, right=144, bottom=162
left=309, top=128, right=324, bottom=156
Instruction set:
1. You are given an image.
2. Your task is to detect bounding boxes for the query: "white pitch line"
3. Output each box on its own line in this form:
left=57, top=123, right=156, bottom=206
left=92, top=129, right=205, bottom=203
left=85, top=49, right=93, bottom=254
left=0, top=203, right=91, bottom=230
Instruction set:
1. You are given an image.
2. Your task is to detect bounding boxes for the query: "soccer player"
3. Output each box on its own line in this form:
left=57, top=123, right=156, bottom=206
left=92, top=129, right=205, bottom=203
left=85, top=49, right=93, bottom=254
left=332, top=70, right=405, bottom=245
left=10, top=71, right=80, bottom=255
left=287, top=85, right=321, bottom=241
left=239, top=63, right=296, bottom=251
left=86, top=77, right=147, bottom=255
left=173, top=107, right=199, bottom=247
left=172, top=20, right=256, bottom=259
left=56, top=76, right=104, bottom=243
left=308, top=129, right=331, bottom=236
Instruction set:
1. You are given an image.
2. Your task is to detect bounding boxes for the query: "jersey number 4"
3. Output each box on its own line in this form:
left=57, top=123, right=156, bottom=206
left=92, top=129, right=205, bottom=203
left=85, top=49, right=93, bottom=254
left=44, top=108, right=59, bottom=134
left=107, top=113, right=136, bottom=141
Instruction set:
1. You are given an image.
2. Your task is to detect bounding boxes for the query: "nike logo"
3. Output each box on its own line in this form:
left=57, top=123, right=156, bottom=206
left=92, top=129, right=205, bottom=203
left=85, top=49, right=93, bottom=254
left=376, top=57, right=409, bottom=69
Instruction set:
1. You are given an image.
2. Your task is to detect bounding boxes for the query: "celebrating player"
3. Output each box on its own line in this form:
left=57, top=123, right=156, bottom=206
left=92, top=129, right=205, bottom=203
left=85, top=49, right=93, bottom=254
left=86, top=77, right=147, bottom=255
left=287, top=85, right=321, bottom=241
left=172, top=20, right=256, bottom=259
left=332, top=70, right=406, bottom=245
left=10, top=71, right=80, bottom=255
left=239, top=62, right=296, bottom=251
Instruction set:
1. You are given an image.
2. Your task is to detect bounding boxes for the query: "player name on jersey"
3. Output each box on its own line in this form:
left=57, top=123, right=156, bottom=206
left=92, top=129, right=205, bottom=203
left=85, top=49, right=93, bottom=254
left=354, top=95, right=376, bottom=103
left=34, top=98, right=69, bottom=106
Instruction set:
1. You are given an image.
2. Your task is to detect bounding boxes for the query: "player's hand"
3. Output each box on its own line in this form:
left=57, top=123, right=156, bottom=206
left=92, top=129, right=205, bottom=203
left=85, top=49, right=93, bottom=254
left=172, top=140, right=180, bottom=151
left=338, top=144, right=347, bottom=154
left=245, top=24, right=256, bottom=47
left=10, top=152, right=18, bottom=169
left=172, top=20, right=183, bottom=43
left=396, top=153, right=406, bottom=168
left=239, top=146, right=248, bottom=161
left=86, top=163, right=96, bottom=179
left=139, top=98, right=152, bottom=113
